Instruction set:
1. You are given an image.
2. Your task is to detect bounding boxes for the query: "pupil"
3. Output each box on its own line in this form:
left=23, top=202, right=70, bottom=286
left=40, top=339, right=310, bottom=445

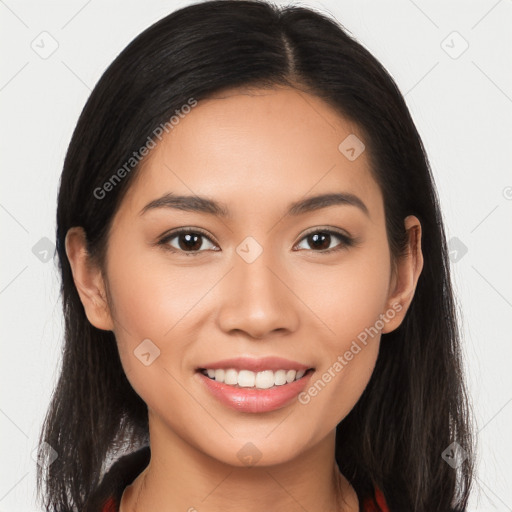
left=180, top=233, right=201, bottom=251
left=310, top=233, right=330, bottom=250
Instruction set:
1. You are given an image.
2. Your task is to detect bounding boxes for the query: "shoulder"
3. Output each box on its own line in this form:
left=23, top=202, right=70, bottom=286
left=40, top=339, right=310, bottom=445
left=361, top=487, right=389, bottom=512
left=100, top=496, right=117, bottom=512
left=90, top=445, right=151, bottom=512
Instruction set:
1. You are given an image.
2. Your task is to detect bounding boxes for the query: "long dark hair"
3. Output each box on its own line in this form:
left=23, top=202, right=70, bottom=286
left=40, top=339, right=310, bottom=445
left=37, top=1, right=474, bottom=510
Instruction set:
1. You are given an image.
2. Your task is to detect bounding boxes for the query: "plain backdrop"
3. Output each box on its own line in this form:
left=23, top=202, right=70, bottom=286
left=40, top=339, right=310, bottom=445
left=1, top=0, right=511, bottom=510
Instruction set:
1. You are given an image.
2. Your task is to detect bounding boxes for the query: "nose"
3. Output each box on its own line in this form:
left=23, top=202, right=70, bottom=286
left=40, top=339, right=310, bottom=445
left=215, top=247, right=300, bottom=340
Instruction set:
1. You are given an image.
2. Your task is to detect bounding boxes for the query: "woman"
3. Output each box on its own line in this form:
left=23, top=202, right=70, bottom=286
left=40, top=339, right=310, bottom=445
left=36, top=1, right=474, bottom=511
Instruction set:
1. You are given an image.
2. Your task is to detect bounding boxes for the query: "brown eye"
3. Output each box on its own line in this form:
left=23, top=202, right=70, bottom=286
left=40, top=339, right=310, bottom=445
left=159, top=228, right=218, bottom=255
left=159, top=227, right=353, bottom=256
left=295, top=229, right=353, bottom=253
left=306, top=232, right=332, bottom=251
left=176, top=232, right=204, bottom=251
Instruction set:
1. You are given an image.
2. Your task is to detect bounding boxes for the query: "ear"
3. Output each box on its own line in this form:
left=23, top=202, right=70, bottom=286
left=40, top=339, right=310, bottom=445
left=65, top=227, right=114, bottom=331
left=381, top=215, right=424, bottom=334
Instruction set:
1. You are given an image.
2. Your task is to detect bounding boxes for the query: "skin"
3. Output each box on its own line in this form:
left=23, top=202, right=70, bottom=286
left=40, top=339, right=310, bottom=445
left=66, top=86, right=423, bottom=511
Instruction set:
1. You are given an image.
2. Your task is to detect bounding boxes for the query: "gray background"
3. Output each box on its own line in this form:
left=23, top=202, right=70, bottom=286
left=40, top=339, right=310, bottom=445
left=1, top=0, right=511, bottom=510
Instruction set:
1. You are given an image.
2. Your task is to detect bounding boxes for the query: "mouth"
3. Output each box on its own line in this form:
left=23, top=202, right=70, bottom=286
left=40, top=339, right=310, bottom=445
left=197, top=367, right=315, bottom=389
left=194, top=357, right=315, bottom=413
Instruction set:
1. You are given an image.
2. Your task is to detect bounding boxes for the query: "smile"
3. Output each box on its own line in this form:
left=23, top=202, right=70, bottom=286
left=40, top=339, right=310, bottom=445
left=194, top=356, right=315, bottom=413
left=199, top=368, right=312, bottom=389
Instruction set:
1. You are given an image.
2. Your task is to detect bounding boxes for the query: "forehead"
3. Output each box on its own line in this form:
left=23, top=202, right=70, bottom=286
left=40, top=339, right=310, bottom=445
left=118, top=86, right=383, bottom=221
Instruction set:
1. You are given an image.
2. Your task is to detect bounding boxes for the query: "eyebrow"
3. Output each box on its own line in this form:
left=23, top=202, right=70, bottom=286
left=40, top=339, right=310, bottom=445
left=139, top=191, right=369, bottom=218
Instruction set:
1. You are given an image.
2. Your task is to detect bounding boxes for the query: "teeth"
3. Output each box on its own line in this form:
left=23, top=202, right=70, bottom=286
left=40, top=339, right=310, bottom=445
left=255, top=370, right=274, bottom=389
left=238, top=370, right=255, bottom=387
left=201, top=368, right=309, bottom=389
left=274, top=370, right=287, bottom=386
left=224, top=368, right=238, bottom=385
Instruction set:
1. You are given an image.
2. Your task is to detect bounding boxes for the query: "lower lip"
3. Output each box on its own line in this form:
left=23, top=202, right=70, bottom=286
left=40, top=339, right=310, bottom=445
left=196, top=370, right=314, bottom=413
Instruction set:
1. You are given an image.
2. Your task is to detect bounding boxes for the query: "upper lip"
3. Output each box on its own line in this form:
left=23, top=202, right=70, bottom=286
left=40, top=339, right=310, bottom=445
left=197, top=356, right=313, bottom=373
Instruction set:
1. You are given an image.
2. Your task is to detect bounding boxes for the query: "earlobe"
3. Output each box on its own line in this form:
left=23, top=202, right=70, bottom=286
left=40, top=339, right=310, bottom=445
left=65, top=227, right=114, bottom=331
left=381, top=215, right=424, bottom=334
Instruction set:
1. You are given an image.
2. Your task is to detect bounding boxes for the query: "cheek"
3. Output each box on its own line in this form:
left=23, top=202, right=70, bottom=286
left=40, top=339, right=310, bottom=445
left=105, top=242, right=215, bottom=342
left=295, top=347, right=378, bottom=446
left=290, top=242, right=390, bottom=433
left=299, top=240, right=391, bottom=347
left=103, top=243, right=216, bottom=398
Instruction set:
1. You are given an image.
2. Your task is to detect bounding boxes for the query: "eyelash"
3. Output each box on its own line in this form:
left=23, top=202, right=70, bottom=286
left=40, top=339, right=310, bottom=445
left=157, top=227, right=356, bottom=257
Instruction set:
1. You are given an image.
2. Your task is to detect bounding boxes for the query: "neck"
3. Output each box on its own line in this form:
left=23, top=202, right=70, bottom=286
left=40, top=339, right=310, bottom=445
left=120, top=412, right=359, bottom=512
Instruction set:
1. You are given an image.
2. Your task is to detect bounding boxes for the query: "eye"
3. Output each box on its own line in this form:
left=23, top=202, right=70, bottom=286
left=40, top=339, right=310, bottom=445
left=294, top=229, right=354, bottom=253
left=158, top=227, right=355, bottom=256
left=158, top=228, right=218, bottom=256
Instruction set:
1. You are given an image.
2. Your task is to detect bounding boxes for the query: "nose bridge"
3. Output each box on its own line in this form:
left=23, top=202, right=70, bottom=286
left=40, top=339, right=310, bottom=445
left=215, top=235, right=299, bottom=338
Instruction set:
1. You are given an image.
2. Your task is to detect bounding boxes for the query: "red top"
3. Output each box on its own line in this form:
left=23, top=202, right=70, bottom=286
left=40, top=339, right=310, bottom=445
left=101, top=486, right=389, bottom=511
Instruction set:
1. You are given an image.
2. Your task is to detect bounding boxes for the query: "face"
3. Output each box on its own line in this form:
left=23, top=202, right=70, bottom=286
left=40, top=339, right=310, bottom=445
left=73, top=86, right=417, bottom=467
